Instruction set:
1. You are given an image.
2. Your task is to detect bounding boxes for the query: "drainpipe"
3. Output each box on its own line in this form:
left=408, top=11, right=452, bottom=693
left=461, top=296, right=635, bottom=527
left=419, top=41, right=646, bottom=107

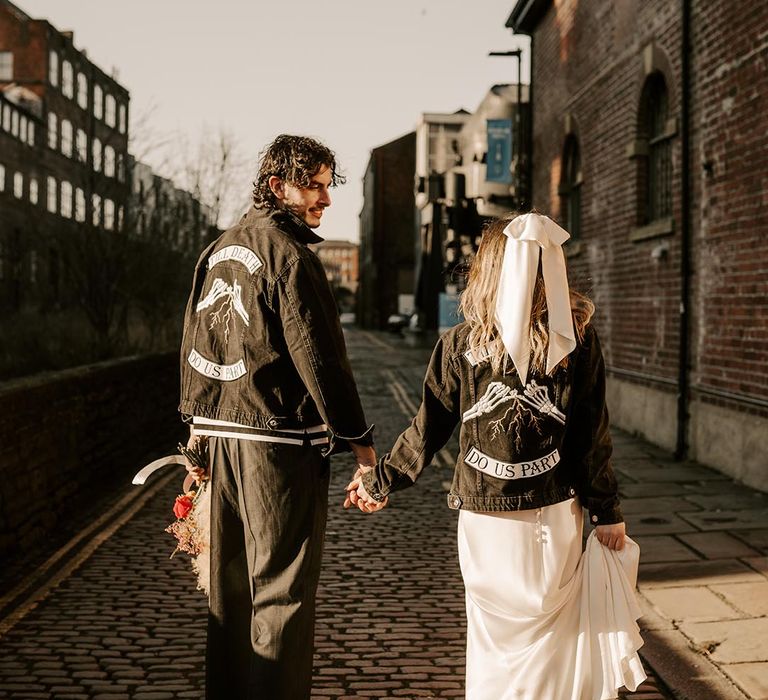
left=675, top=0, right=692, bottom=460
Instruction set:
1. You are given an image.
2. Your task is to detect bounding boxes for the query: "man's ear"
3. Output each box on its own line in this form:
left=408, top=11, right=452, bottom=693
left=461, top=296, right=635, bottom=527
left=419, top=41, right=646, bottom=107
left=268, top=175, right=284, bottom=201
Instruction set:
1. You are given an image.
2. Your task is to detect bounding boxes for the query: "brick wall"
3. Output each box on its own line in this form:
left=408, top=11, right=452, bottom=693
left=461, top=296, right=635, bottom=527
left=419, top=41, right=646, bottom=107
left=523, top=0, right=768, bottom=485
left=0, top=353, right=183, bottom=559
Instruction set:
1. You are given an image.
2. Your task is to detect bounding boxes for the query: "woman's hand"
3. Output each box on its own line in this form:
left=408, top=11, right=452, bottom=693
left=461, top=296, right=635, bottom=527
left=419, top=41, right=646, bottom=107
left=595, top=521, right=626, bottom=550
left=343, top=465, right=388, bottom=513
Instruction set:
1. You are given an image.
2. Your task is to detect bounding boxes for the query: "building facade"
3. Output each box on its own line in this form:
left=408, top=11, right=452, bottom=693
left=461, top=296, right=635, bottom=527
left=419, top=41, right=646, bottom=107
left=413, top=111, right=469, bottom=330
left=0, top=0, right=130, bottom=314
left=358, top=131, right=416, bottom=330
left=311, top=239, right=359, bottom=294
left=443, top=84, right=531, bottom=293
left=507, top=0, right=768, bottom=488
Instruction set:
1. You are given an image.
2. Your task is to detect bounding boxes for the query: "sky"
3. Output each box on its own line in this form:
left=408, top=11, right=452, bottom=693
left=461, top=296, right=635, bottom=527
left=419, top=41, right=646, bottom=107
left=19, top=0, right=530, bottom=242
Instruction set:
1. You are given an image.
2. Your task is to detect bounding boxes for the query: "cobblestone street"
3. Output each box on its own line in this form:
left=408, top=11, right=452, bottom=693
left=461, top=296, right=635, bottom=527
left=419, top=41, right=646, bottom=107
left=5, top=326, right=765, bottom=699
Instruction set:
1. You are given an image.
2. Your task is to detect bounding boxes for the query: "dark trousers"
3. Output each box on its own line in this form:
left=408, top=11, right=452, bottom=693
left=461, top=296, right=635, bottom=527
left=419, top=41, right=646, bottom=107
left=206, top=437, right=330, bottom=699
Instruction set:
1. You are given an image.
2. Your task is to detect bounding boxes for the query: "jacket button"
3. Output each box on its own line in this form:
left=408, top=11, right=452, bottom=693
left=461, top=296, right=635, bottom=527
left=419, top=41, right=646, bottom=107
left=448, top=495, right=462, bottom=509
left=268, top=418, right=278, bottom=428
left=591, top=515, right=598, bottom=523
left=569, top=487, right=575, bottom=497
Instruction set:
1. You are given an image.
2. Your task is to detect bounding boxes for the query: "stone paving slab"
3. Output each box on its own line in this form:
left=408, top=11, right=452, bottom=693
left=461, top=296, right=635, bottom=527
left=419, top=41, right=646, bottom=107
left=643, top=586, right=744, bottom=623
left=678, top=532, right=763, bottom=559
left=632, top=535, right=701, bottom=563
left=639, top=559, right=766, bottom=589
left=621, top=496, right=703, bottom=515
left=682, top=493, right=768, bottom=511
left=721, top=663, right=768, bottom=700
left=742, top=556, right=768, bottom=578
left=732, top=530, right=768, bottom=553
left=678, top=618, right=768, bottom=664
left=680, top=508, right=768, bottom=532
left=710, top=581, right=768, bottom=616
left=623, top=512, right=699, bottom=536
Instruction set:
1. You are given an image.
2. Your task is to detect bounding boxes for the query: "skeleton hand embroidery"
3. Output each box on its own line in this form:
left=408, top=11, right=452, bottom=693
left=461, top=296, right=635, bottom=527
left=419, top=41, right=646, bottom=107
left=462, top=382, right=518, bottom=422
left=196, top=278, right=250, bottom=345
left=462, top=379, right=565, bottom=425
left=521, top=380, right=566, bottom=424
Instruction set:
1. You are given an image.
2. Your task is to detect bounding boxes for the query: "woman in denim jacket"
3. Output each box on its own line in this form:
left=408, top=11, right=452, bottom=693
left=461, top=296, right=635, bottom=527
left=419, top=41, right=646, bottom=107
left=346, top=213, right=646, bottom=700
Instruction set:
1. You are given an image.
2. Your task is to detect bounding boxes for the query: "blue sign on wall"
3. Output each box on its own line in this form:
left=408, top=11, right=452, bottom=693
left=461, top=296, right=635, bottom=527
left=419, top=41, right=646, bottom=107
left=486, top=119, right=513, bottom=184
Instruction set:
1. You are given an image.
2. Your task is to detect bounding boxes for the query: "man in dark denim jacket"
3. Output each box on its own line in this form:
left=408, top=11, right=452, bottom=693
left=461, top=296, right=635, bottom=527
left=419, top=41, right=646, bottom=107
left=179, top=135, right=375, bottom=699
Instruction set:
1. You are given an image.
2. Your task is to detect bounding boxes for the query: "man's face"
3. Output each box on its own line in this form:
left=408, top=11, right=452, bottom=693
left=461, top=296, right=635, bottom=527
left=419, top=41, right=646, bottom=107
left=269, top=165, right=332, bottom=228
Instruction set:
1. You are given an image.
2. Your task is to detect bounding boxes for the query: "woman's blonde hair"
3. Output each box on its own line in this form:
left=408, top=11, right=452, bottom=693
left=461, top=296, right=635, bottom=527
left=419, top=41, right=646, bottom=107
left=458, top=215, right=595, bottom=375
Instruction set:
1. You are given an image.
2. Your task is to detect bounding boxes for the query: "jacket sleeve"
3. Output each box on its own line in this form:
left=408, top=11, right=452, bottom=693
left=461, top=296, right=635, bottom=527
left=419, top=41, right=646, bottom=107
left=276, top=252, right=373, bottom=454
left=564, top=325, right=623, bottom=525
left=362, top=333, right=461, bottom=501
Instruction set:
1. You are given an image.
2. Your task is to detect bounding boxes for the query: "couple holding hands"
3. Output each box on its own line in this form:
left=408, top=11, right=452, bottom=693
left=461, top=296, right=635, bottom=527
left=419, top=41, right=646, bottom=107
left=180, top=135, right=645, bottom=699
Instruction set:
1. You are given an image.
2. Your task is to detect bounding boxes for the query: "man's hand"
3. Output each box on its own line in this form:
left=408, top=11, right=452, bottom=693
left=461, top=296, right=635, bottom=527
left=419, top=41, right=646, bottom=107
left=595, top=521, right=626, bottom=550
left=183, top=432, right=207, bottom=485
left=343, top=464, right=388, bottom=513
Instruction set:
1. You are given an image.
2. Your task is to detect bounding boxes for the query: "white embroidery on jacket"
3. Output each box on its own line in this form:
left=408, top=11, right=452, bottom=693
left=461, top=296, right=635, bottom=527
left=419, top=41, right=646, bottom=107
left=187, top=349, right=247, bottom=381
left=208, top=245, right=263, bottom=274
left=196, top=278, right=250, bottom=344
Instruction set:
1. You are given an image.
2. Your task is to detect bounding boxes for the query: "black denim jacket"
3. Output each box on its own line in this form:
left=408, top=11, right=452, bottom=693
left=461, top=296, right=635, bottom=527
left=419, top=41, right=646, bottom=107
left=178, top=205, right=373, bottom=455
left=362, top=322, right=622, bottom=525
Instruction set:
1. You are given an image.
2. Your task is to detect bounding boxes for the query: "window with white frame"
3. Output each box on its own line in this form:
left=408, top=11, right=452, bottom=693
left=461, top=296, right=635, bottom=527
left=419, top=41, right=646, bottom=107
left=117, top=205, right=124, bottom=231
left=0, top=164, right=5, bottom=191
left=13, top=172, right=23, bottom=198
left=77, top=73, right=88, bottom=109
left=93, top=84, right=103, bottom=120
left=19, top=115, right=27, bottom=144
left=62, top=60, right=73, bottom=98
left=92, top=137, right=102, bottom=171
left=103, top=198, right=115, bottom=230
left=27, top=121, right=35, bottom=146
left=75, top=188, right=85, bottom=222
left=105, top=94, right=116, bottom=127
left=117, top=152, right=125, bottom=182
left=29, top=177, right=38, bottom=204
left=49, top=50, right=59, bottom=86
left=104, top=145, right=115, bottom=177
left=61, top=119, right=73, bottom=157
left=47, top=176, right=57, bottom=213
left=60, top=181, right=73, bottom=218
left=92, top=193, right=102, bottom=226
left=118, top=103, right=127, bottom=134
left=47, top=112, right=58, bottom=149
left=2, top=104, right=10, bottom=131
left=0, top=52, right=13, bottom=81
left=11, top=110, right=18, bottom=138
left=76, top=129, right=87, bottom=162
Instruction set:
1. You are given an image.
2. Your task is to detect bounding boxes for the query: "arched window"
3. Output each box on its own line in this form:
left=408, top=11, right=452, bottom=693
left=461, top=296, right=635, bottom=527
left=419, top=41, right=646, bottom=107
left=639, top=72, right=672, bottom=224
left=559, top=134, right=581, bottom=239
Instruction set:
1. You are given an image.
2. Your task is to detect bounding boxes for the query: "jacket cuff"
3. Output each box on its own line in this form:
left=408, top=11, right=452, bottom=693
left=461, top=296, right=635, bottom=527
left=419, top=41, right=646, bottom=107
left=322, top=424, right=375, bottom=457
left=361, top=468, right=388, bottom=503
left=586, top=502, right=624, bottom=526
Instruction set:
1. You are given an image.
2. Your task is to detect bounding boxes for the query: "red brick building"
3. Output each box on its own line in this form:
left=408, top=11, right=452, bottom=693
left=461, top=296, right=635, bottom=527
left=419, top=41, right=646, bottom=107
left=359, top=131, right=416, bottom=330
left=311, top=239, right=359, bottom=295
left=0, top=0, right=130, bottom=313
left=507, top=0, right=768, bottom=488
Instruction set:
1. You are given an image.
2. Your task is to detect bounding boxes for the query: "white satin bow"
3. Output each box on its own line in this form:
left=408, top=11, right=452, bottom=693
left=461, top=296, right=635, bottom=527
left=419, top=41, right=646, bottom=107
left=495, top=213, right=576, bottom=384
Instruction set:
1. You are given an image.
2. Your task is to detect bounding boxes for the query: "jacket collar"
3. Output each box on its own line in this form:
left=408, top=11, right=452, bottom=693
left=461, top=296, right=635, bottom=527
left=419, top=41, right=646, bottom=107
left=246, top=205, right=324, bottom=245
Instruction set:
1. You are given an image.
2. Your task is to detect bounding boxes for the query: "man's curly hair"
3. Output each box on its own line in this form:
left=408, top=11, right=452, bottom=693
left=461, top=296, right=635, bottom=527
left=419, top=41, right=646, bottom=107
left=252, top=134, right=346, bottom=209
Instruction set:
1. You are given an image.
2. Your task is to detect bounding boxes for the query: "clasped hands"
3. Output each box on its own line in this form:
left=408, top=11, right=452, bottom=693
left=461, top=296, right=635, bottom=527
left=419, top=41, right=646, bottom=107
left=344, top=444, right=387, bottom=514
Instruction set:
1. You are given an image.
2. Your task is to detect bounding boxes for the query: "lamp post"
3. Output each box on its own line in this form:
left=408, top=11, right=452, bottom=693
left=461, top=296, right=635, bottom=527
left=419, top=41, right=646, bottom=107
left=489, top=49, right=526, bottom=209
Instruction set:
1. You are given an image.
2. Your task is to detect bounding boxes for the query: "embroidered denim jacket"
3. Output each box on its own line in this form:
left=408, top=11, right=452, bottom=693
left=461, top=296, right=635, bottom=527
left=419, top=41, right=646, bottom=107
left=178, top=205, right=373, bottom=455
left=362, top=322, right=622, bottom=525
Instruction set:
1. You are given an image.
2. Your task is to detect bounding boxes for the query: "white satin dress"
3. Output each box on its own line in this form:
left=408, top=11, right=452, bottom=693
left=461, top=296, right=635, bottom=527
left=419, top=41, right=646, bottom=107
left=458, top=498, right=646, bottom=700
